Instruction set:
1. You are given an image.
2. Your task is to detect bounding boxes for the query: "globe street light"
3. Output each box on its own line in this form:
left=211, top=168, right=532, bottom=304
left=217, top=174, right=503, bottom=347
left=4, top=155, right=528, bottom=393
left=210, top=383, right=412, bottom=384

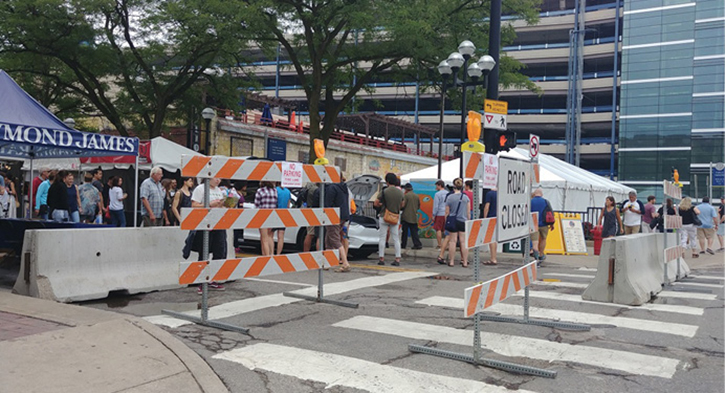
left=435, top=42, right=496, bottom=179
left=437, top=60, right=453, bottom=179
left=201, top=107, right=215, bottom=155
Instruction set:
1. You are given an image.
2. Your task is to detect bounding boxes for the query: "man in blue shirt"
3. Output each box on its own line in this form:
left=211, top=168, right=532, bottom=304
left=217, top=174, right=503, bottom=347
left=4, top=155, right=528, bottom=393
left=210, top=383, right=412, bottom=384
left=275, top=183, right=292, bottom=255
left=482, top=188, right=498, bottom=265
left=530, top=188, right=551, bottom=263
left=696, top=196, right=719, bottom=255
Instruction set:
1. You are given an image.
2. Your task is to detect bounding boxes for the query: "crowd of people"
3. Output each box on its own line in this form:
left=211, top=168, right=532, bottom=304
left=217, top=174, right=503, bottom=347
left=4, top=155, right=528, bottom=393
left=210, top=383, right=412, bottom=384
left=597, top=191, right=725, bottom=258
left=6, top=166, right=724, bottom=268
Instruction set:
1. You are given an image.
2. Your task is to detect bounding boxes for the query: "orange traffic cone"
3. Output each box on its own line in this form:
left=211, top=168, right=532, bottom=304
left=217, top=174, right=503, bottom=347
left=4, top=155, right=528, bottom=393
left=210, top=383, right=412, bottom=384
left=289, top=111, right=296, bottom=130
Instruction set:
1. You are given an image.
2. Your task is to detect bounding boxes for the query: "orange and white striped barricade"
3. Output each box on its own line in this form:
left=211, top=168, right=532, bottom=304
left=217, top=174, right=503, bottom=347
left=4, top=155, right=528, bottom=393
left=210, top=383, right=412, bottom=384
left=664, top=246, right=685, bottom=266
left=179, top=251, right=340, bottom=285
left=180, top=154, right=340, bottom=183
left=163, top=154, right=353, bottom=335
left=410, top=260, right=559, bottom=378
left=464, top=213, right=537, bottom=250
left=179, top=207, right=340, bottom=231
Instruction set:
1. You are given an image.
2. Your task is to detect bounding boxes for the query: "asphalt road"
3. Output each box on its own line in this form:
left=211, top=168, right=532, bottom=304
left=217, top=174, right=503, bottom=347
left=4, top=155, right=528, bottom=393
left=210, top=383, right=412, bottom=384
left=73, top=249, right=725, bottom=393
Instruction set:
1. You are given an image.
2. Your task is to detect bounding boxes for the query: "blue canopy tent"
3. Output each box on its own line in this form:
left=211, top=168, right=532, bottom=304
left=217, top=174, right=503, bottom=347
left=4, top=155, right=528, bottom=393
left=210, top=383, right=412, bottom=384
left=0, top=70, right=140, bottom=221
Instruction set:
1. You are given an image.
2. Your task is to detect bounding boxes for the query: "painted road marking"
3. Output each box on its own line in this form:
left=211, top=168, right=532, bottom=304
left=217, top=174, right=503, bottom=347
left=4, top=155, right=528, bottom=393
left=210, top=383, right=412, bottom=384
left=243, top=277, right=315, bottom=287
left=533, top=281, right=718, bottom=300
left=688, top=275, right=724, bottom=281
left=213, top=343, right=537, bottom=393
left=543, top=273, right=595, bottom=279
left=578, top=267, right=597, bottom=271
left=672, top=281, right=724, bottom=289
left=145, top=271, right=436, bottom=328
left=333, top=316, right=680, bottom=378
left=417, top=296, right=699, bottom=337
left=513, top=290, right=705, bottom=316
left=348, top=263, right=423, bottom=273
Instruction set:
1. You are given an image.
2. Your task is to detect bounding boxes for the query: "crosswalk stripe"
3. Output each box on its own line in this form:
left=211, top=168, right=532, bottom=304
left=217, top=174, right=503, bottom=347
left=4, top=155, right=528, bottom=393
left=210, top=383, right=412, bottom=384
left=213, top=343, right=536, bottom=393
left=333, top=316, right=680, bottom=378
left=242, top=277, right=315, bottom=287
left=673, top=281, right=724, bottom=289
left=688, top=275, right=724, bottom=281
left=145, top=271, right=436, bottom=328
left=512, top=290, right=705, bottom=316
left=533, top=281, right=718, bottom=300
left=578, top=267, right=597, bottom=271
left=416, top=296, right=699, bottom=337
left=543, top=273, right=595, bottom=279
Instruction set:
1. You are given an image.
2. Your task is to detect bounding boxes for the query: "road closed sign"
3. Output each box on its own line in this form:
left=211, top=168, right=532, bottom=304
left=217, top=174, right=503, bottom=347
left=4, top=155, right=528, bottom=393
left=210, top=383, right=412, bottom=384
left=496, top=156, right=531, bottom=242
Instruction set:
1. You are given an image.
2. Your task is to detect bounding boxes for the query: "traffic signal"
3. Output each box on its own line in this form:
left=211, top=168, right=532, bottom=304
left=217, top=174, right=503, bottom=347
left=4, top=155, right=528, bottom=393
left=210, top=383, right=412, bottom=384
left=497, top=131, right=517, bottom=152
left=484, top=130, right=517, bottom=154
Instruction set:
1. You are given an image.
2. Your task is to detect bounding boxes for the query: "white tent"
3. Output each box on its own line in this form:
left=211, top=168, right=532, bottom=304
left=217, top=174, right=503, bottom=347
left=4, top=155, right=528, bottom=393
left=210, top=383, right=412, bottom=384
left=77, top=137, right=197, bottom=172
left=401, top=148, right=635, bottom=212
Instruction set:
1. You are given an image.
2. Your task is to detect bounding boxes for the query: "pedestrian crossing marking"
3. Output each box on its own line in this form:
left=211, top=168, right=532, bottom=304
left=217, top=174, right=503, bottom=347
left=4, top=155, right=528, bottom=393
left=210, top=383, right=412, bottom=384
left=333, top=316, right=681, bottom=378
left=512, top=290, right=705, bottom=316
left=688, top=275, right=724, bottom=281
left=543, top=273, right=595, bottom=279
left=672, top=281, right=724, bottom=289
left=417, top=296, right=699, bottom=337
left=146, top=271, right=437, bottom=327
left=213, top=343, right=537, bottom=393
left=533, top=281, right=718, bottom=300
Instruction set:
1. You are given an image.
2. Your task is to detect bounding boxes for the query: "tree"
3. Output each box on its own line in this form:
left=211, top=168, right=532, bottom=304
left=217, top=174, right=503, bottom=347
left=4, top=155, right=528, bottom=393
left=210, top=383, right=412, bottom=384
left=0, top=0, right=252, bottom=138
left=247, top=0, right=540, bottom=162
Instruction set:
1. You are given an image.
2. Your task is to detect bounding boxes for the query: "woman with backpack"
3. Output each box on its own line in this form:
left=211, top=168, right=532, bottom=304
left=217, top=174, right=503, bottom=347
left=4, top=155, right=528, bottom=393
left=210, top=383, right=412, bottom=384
left=436, top=178, right=470, bottom=267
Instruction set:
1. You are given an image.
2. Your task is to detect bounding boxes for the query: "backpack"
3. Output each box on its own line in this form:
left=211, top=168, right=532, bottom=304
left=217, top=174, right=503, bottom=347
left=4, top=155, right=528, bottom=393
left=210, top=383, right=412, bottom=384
left=543, top=200, right=556, bottom=226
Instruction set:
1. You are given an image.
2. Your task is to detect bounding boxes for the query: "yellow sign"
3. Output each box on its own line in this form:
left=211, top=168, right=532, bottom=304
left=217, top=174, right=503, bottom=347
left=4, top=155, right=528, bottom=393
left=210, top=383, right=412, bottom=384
left=484, top=99, right=508, bottom=115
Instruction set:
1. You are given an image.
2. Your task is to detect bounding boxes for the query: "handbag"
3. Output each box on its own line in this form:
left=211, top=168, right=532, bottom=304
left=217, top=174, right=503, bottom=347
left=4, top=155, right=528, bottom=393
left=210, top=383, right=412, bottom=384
left=445, top=195, right=464, bottom=232
left=380, top=188, right=400, bottom=225
left=692, top=210, right=702, bottom=226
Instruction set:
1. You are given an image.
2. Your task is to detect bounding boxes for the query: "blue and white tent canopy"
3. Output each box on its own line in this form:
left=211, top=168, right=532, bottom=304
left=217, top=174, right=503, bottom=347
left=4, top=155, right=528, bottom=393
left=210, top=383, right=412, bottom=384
left=0, top=70, right=139, bottom=159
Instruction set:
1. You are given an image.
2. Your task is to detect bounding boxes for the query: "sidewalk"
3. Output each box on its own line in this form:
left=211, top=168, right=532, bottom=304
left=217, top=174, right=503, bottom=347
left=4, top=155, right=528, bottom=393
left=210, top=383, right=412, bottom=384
left=0, top=291, right=228, bottom=393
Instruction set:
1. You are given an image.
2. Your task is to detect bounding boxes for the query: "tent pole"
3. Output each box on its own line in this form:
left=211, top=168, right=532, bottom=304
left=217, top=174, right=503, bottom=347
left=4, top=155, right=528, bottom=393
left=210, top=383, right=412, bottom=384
left=133, top=155, right=139, bottom=227
left=28, top=157, right=34, bottom=219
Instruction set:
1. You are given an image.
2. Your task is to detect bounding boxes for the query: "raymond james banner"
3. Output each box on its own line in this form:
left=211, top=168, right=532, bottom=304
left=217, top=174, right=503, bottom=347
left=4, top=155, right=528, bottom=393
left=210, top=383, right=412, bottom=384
left=0, top=123, right=139, bottom=158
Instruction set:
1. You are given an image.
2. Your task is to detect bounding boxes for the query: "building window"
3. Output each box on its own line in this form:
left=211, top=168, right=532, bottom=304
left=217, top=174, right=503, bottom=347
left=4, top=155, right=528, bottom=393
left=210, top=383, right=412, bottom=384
left=230, top=137, right=253, bottom=157
left=334, top=157, right=347, bottom=171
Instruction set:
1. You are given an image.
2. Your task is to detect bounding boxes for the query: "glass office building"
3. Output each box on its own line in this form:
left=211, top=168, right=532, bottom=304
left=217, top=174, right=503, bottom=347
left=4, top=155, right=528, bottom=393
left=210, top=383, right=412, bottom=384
left=619, top=0, right=725, bottom=199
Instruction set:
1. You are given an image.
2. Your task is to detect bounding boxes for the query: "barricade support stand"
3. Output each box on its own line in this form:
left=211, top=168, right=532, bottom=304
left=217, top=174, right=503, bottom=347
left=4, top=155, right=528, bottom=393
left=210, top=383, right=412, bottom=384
left=282, top=168, right=358, bottom=309
left=163, top=179, right=250, bottom=335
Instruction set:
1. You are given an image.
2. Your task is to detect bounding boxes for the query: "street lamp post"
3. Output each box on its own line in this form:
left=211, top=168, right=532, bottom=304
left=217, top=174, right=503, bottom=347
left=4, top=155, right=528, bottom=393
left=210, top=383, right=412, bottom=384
left=436, top=42, right=496, bottom=180
left=201, top=107, right=215, bottom=155
left=437, top=60, right=452, bottom=179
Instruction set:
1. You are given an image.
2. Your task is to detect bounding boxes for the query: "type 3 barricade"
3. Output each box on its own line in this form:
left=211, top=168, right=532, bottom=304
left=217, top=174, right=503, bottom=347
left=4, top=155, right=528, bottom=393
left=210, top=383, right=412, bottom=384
left=162, top=155, right=354, bottom=334
left=410, top=152, right=589, bottom=378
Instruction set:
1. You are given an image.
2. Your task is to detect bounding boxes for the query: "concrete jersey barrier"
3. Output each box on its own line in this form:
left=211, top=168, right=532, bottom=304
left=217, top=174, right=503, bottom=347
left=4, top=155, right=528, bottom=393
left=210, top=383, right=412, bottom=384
left=13, top=227, right=234, bottom=303
left=582, top=233, right=663, bottom=306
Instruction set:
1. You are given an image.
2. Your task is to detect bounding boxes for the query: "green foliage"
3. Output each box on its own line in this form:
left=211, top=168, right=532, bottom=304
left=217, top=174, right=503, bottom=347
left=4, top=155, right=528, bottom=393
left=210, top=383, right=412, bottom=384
left=246, top=0, right=541, bottom=162
left=0, top=0, right=252, bottom=137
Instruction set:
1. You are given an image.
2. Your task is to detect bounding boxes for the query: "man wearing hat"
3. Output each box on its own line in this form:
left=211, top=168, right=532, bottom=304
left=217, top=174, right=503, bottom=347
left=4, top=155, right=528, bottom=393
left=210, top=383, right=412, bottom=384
left=31, top=167, right=50, bottom=217
left=401, top=183, right=423, bottom=250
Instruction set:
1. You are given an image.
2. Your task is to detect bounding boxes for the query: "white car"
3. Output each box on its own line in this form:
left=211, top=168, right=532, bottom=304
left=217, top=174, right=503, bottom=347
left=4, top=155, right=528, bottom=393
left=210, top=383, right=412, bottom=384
left=239, top=175, right=381, bottom=259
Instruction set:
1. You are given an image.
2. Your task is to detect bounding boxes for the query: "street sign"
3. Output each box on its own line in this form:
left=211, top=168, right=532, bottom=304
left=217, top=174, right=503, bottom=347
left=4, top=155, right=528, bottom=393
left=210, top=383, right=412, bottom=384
left=529, top=134, right=540, bottom=159
left=483, top=153, right=498, bottom=189
left=484, top=99, right=508, bottom=115
left=497, top=156, right=531, bottom=242
left=281, top=162, right=303, bottom=188
left=483, top=113, right=507, bottom=130
left=713, top=163, right=725, bottom=186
